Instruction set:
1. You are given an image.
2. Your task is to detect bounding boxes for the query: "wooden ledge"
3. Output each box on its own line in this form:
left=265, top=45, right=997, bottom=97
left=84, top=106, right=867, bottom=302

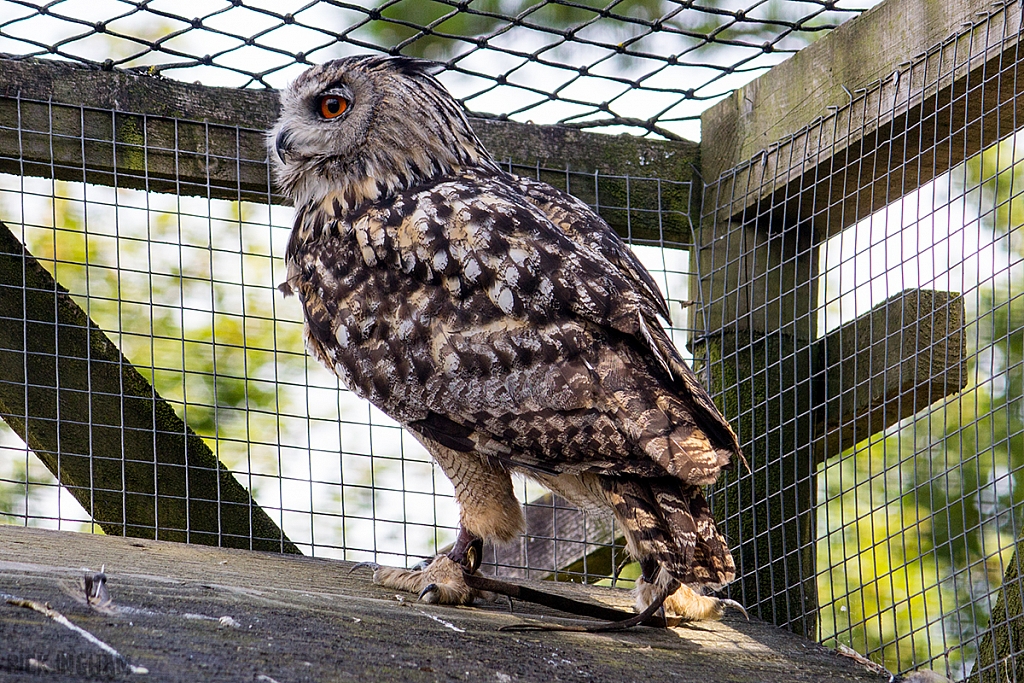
left=0, top=525, right=888, bottom=682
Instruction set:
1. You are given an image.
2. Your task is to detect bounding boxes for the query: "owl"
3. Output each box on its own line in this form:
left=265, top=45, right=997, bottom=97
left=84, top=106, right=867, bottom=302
left=269, top=55, right=746, bottom=620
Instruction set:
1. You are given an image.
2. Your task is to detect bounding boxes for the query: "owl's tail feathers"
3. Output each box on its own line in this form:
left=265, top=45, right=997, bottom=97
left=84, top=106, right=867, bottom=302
left=600, top=475, right=735, bottom=589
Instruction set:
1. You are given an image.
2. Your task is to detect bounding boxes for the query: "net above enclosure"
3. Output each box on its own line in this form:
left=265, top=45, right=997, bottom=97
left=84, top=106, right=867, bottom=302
left=0, top=0, right=877, bottom=139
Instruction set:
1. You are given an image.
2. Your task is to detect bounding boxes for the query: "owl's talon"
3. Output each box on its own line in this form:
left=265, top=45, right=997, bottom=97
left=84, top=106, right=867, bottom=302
left=365, top=555, right=483, bottom=606
left=720, top=598, right=749, bottom=620
left=635, top=573, right=736, bottom=621
left=349, top=561, right=380, bottom=574
left=418, top=583, right=441, bottom=603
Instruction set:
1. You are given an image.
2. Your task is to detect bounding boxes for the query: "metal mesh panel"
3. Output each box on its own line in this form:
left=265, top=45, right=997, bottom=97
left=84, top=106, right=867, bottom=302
left=697, top=3, right=1024, bottom=679
left=0, top=0, right=875, bottom=139
left=0, top=93, right=698, bottom=582
left=5, top=1, right=1024, bottom=682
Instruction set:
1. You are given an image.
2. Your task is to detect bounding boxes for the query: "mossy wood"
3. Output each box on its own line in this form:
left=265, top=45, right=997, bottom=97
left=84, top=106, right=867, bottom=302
left=702, top=0, right=1024, bottom=240
left=970, top=533, right=1024, bottom=683
left=693, top=0, right=996, bottom=644
left=818, top=289, right=967, bottom=459
left=0, top=56, right=698, bottom=244
left=692, top=220, right=820, bottom=638
left=0, top=219, right=298, bottom=553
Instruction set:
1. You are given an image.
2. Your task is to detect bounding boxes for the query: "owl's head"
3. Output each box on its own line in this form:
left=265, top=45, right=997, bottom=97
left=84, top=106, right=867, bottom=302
left=268, top=55, right=496, bottom=210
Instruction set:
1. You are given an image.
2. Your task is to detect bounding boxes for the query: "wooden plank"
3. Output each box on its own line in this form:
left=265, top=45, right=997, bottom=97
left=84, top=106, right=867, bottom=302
left=816, top=289, right=967, bottom=458
left=0, top=218, right=298, bottom=554
left=0, top=56, right=699, bottom=243
left=697, top=218, right=818, bottom=339
left=0, top=525, right=892, bottom=683
left=701, top=0, right=1024, bottom=240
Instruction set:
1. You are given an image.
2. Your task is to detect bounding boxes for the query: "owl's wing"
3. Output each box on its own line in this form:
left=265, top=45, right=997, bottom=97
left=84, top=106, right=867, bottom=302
left=512, top=176, right=742, bottom=459
left=339, top=173, right=742, bottom=473
left=512, top=175, right=671, bottom=322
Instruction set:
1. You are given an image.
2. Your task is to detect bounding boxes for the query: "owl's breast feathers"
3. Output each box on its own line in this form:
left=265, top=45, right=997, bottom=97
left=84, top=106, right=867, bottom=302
left=284, top=169, right=743, bottom=483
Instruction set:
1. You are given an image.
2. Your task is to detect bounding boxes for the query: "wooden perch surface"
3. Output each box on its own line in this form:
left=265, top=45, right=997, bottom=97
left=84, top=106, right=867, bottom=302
left=0, top=525, right=889, bottom=682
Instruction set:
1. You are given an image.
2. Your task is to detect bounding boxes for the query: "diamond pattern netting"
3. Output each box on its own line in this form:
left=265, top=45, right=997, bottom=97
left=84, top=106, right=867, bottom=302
left=0, top=0, right=876, bottom=138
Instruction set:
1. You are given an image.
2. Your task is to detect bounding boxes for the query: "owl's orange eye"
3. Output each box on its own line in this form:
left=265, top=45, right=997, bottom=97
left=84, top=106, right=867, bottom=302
left=318, top=95, right=348, bottom=119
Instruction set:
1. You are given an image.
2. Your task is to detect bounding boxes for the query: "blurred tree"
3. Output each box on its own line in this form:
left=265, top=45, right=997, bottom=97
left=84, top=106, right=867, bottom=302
left=0, top=182, right=306, bottom=523
left=363, top=0, right=840, bottom=62
left=818, top=136, right=1024, bottom=679
left=0, top=177, right=434, bottom=558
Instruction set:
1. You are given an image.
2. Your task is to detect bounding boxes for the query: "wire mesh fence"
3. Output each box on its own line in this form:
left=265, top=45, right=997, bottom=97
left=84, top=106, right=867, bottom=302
left=697, top=2, right=1024, bottom=679
left=3, top=0, right=1024, bottom=682
left=0, top=103, right=697, bottom=576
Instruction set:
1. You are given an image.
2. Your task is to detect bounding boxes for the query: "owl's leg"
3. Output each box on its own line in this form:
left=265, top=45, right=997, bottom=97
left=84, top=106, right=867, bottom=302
left=602, top=477, right=747, bottom=621
left=364, top=443, right=524, bottom=606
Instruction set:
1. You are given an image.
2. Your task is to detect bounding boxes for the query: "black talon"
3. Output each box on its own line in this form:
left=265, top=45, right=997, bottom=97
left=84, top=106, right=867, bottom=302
left=349, top=562, right=380, bottom=574
left=418, top=583, right=440, bottom=603
left=721, top=599, right=749, bottom=620
left=446, top=528, right=483, bottom=573
left=463, top=537, right=483, bottom=573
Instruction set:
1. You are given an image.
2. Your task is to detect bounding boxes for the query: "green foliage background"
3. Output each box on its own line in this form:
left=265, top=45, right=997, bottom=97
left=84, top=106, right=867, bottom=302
left=0, top=180, right=440, bottom=559
left=817, top=138, right=1024, bottom=679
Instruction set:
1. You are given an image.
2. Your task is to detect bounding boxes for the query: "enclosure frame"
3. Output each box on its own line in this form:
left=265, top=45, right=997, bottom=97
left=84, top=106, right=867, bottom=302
left=1, top=0, right=1023, bottom=680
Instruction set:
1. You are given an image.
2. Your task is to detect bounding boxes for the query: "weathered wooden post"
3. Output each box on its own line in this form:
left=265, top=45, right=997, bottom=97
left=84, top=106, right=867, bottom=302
left=692, top=207, right=820, bottom=636
left=688, top=0, right=1019, bottom=641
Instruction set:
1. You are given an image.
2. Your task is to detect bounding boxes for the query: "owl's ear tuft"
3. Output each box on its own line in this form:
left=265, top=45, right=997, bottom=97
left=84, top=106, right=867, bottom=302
left=384, top=55, right=443, bottom=78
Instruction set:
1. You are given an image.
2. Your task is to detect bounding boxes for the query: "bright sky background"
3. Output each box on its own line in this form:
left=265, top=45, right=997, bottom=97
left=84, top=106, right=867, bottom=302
left=0, top=0, right=883, bottom=140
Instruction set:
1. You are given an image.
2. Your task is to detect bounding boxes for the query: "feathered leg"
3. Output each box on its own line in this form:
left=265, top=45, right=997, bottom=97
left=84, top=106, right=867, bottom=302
left=633, top=563, right=737, bottom=620
left=359, top=442, right=524, bottom=606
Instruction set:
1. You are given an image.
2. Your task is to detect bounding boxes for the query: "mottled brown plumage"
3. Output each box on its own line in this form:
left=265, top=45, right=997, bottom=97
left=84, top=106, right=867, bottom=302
left=269, top=55, right=744, bottom=618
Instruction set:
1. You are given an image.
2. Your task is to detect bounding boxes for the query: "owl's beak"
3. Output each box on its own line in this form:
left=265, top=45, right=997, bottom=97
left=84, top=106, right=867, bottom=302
left=274, top=127, right=293, bottom=163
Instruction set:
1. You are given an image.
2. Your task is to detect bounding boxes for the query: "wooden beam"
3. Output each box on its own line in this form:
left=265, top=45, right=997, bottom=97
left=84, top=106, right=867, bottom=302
left=0, top=56, right=699, bottom=243
left=701, top=0, right=1024, bottom=240
left=697, top=216, right=818, bottom=340
left=693, top=219, right=820, bottom=637
left=0, top=525, right=892, bottom=683
left=0, top=218, right=299, bottom=554
left=817, top=289, right=967, bottom=459
left=480, top=493, right=620, bottom=582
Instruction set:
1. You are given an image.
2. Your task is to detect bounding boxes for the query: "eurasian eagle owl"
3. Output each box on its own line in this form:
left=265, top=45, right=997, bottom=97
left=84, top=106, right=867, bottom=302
left=269, top=55, right=744, bottom=620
